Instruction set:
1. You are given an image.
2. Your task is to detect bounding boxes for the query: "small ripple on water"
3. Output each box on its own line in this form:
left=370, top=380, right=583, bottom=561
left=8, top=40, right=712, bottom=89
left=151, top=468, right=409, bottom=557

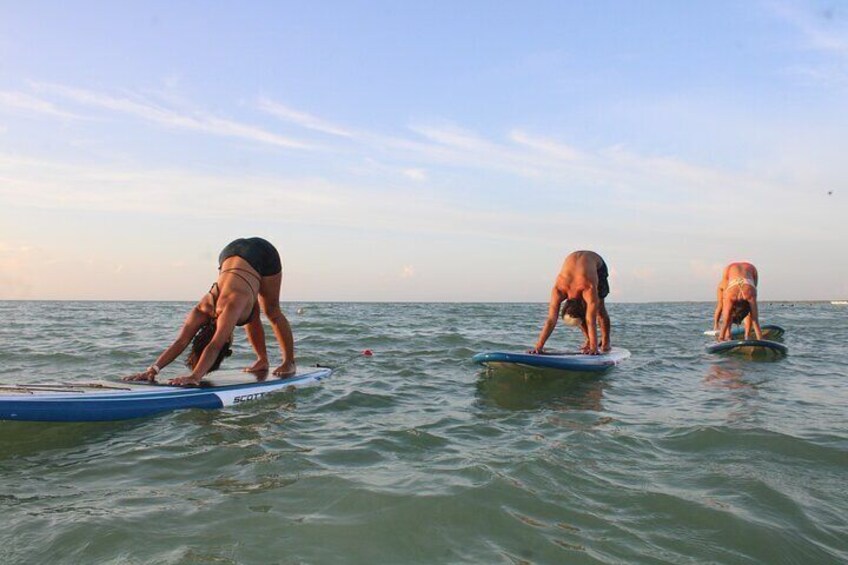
left=316, top=390, right=398, bottom=412
left=199, top=474, right=299, bottom=495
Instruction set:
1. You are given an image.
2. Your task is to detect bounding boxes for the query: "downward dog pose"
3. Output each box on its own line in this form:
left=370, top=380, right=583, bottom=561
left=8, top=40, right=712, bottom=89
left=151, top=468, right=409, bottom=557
left=124, top=237, right=296, bottom=386
left=714, top=261, right=762, bottom=341
left=531, top=250, right=611, bottom=355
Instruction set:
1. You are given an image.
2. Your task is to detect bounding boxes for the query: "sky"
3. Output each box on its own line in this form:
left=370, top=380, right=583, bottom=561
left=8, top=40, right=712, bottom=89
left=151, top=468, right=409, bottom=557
left=0, top=1, right=846, bottom=302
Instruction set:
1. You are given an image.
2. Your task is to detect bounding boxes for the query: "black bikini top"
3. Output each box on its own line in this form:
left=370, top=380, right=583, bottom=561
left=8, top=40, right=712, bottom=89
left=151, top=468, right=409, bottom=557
left=208, top=268, right=260, bottom=327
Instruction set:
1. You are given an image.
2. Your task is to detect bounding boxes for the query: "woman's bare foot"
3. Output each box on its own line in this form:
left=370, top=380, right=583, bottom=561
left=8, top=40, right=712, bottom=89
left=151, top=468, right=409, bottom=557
left=243, top=358, right=269, bottom=373
left=273, top=361, right=296, bottom=377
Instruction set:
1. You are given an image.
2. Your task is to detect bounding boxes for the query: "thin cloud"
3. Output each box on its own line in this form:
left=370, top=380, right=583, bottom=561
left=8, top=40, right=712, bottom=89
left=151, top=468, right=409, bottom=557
left=690, top=260, right=724, bottom=281
left=769, top=1, right=848, bottom=56
left=768, top=1, right=848, bottom=86
left=3, top=89, right=828, bottom=247
left=0, top=90, right=81, bottom=120
left=31, top=83, right=312, bottom=149
left=402, top=168, right=427, bottom=181
left=400, top=265, right=415, bottom=279
left=631, top=267, right=656, bottom=281
left=510, top=130, right=584, bottom=161
left=257, top=97, right=355, bottom=138
left=0, top=241, right=37, bottom=299
left=258, top=97, right=444, bottom=158
left=409, top=122, right=497, bottom=152
left=0, top=152, right=610, bottom=245
left=255, top=98, right=817, bottom=212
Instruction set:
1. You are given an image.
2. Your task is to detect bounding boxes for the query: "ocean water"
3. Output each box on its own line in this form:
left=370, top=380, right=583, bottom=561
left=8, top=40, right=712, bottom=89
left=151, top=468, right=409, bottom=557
left=0, top=301, right=845, bottom=564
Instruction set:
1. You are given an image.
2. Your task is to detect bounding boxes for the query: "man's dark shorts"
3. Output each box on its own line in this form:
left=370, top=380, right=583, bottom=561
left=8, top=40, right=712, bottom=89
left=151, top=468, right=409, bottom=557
left=597, top=257, right=610, bottom=300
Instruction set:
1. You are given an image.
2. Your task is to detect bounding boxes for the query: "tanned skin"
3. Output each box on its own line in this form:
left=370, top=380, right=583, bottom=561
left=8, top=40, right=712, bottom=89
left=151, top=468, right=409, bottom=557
left=530, top=250, right=611, bottom=355
left=123, top=256, right=296, bottom=386
left=713, top=262, right=762, bottom=342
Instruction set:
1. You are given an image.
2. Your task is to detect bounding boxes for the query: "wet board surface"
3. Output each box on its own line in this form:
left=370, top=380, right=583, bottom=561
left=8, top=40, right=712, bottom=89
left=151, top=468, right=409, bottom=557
left=473, top=348, right=631, bottom=373
left=704, top=324, right=785, bottom=339
left=705, top=340, right=788, bottom=359
left=0, top=367, right=332, bottom=422
left=732, top=324, right=785, bottom=339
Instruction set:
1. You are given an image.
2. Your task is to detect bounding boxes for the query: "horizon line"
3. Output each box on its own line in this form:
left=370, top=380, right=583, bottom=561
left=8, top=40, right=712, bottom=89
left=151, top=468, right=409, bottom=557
left=0, top=299, right=840, bottom=305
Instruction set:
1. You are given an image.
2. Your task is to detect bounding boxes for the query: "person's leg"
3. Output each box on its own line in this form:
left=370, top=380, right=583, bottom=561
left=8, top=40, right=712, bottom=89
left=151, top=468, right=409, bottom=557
left=242, top=314, right=269, bottom=372
left=743, top=314, right=753, bottom=340
left=258, top=272, right=296, bottom=376
left=599, top=300, right=611, bottom=351
left=597, top=259, right=612, bottom=351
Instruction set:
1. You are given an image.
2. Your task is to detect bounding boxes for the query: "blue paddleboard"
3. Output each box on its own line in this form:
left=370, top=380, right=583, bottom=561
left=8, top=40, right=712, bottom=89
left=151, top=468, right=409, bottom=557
left=704, top=324, right=785, bottom=339
left=732, top=324, right=784, bottom=339
left=473, top=348, right=630, bottom=373
left=0, top=367, right=332, bottom=422
left=705, top=340, right=787, bottom=358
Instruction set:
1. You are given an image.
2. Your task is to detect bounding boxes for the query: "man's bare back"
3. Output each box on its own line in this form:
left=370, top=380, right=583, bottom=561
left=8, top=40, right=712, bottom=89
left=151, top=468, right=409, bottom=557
left=554, top=251, right=606, bottom=298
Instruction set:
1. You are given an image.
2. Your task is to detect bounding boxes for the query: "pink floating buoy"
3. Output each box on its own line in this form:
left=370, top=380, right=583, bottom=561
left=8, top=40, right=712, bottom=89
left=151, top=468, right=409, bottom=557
left=362, top=349, right=373, bottom=356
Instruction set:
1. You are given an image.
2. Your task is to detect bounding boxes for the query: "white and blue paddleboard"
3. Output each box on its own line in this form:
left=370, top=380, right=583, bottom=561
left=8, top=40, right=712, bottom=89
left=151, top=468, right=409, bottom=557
left=473, top=348, right=630, bottom=373
left=705, top=340, right=787, bottom=358
left=0, top=367, right=332, bottom=423
left=703, top=324, right=785, bottom=340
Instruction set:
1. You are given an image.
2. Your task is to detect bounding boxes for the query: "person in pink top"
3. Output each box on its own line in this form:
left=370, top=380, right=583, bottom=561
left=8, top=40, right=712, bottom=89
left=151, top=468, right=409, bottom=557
left=713, top=261, right=762, bottom=341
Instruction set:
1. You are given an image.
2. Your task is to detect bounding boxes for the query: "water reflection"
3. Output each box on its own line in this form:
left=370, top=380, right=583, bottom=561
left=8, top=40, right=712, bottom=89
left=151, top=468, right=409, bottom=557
left=0, top=420, right=148, bottom=462
left=703, top=362, right=762, bottom=424
left=703, top=363, right=754, bottom=390
left=475, top=367, right=606, bottom=412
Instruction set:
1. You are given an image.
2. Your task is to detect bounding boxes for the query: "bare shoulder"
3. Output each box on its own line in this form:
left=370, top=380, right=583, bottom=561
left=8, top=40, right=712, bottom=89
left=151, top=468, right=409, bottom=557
left=550, top=284, right=566, bottom=302
left=561, top=251, right=602, bottom=288
left=567, top=250, right=603, bottom=268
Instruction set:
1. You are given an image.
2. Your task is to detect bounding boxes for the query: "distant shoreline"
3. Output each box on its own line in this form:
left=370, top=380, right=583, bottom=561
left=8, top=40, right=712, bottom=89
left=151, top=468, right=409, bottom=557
left=0, top=299, right=843, bottom=305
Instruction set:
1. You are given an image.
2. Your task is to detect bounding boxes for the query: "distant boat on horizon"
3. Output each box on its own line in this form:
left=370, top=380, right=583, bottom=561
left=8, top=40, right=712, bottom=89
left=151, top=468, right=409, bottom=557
left=832, top=300, right=848, bottom=305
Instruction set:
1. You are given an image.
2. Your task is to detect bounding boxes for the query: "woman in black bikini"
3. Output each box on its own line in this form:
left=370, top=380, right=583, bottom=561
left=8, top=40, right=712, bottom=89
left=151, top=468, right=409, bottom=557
left=124, top=237, right=296, bottom=386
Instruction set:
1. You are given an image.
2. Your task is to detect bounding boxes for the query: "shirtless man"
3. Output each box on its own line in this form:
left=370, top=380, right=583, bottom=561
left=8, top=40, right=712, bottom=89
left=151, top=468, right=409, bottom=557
left=530, top=250, right=611, bottom=355
left=713, top=261, right=762, bottom=341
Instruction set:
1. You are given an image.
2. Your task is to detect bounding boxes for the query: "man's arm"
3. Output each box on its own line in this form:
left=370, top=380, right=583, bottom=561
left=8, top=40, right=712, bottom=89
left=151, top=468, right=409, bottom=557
left=583, top=287, right=600, bottom=354
left=531, top=287, right=563, bottom=353
left=578, top=321, right=591, bottom=353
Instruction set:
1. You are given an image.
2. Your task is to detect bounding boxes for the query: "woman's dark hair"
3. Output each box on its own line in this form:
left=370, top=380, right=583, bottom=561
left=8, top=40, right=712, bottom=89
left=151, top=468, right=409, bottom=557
left=186, top=322, right=232, bottom=373
left=561, top=298, right=586, bottom=321
left=730, top=300, right=751, bottom=325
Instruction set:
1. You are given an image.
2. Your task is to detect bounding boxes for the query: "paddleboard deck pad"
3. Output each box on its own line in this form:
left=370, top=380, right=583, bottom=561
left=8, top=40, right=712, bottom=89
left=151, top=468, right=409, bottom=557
left=473, top=347, right=631, bottom=373
left=704, top=325, right=785, bottom=339
left=0, top=368, right=331, bottom=422
left=731, top=324, right=785, bottom=340
left=706, top=340, right=788, bottom=358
